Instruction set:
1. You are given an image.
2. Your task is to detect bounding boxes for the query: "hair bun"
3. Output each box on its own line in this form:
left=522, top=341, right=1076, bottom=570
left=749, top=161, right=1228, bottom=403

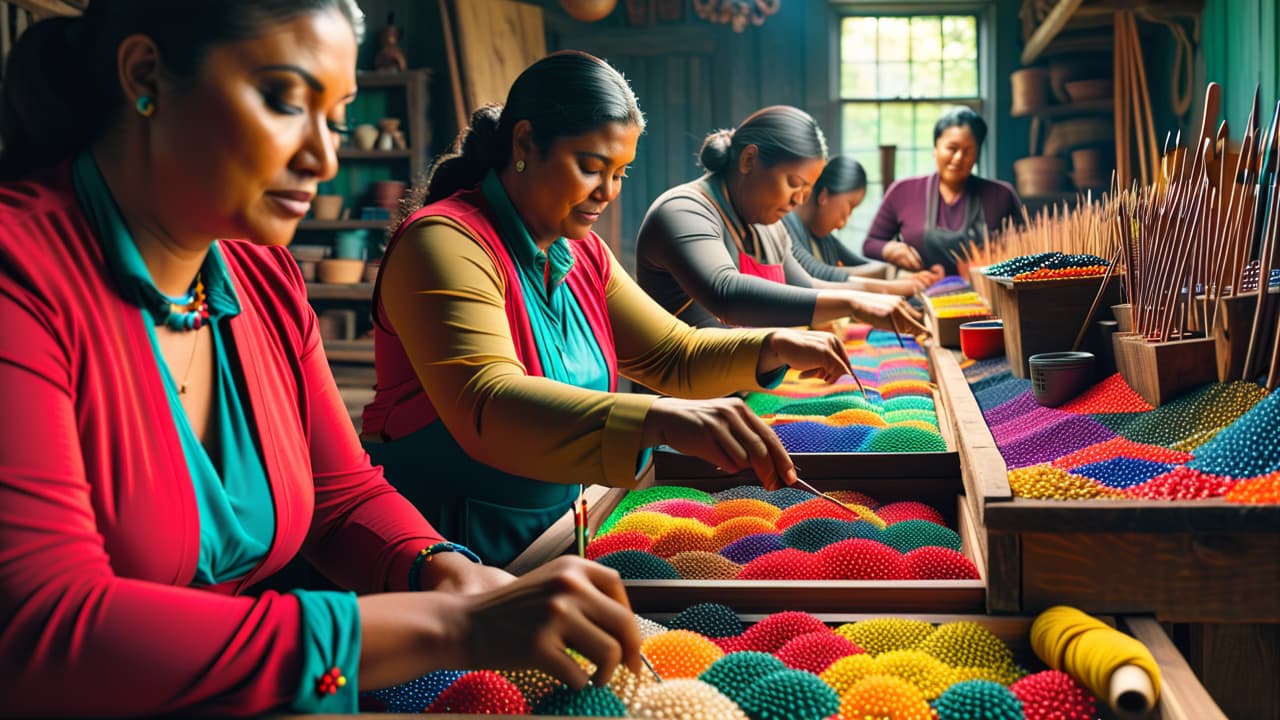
left=698, top=128, right=735, bottom=173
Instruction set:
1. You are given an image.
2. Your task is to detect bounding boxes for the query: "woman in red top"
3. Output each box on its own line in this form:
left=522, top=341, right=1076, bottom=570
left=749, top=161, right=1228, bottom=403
left=0, top=1, right=644, bottom=715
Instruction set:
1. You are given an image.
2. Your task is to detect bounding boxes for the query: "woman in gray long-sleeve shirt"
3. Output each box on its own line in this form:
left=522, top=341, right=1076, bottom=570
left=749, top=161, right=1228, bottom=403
left=635, top=106, right=923, bottom=331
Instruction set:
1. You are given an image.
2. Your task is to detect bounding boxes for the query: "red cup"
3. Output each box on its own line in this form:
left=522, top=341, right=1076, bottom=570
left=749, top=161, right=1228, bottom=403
left=959, top=319, right=1005, bottom=360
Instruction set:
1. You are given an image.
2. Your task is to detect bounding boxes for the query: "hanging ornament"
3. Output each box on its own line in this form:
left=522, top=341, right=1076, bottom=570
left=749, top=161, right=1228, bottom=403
left=559, top=0, right=619, bottom=22
left=693, top=0, right=781, bottom=33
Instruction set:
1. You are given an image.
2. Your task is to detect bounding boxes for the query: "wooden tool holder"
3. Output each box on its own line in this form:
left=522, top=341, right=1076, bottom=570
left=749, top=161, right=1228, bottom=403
left=1212, top=292, right=1260, bottom=382
left=993, top=275, right=1122, bottom=378
left=1112, top=332, right=1217, bottom=407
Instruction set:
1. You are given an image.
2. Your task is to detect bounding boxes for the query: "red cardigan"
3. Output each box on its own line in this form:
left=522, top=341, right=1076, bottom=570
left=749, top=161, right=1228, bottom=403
left=0, top=166, right=444, bottom=716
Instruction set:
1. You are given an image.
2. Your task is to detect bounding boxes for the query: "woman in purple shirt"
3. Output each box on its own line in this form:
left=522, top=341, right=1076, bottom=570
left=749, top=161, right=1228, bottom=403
left=862, top=108, right=1023, bottom=274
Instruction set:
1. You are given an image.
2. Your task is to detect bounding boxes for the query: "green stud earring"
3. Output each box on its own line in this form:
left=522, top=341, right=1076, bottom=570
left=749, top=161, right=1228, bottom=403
left=135, top=95, right=155, bottom=117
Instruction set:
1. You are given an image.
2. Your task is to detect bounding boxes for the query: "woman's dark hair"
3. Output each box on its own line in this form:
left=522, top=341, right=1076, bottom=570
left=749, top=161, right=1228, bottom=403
left=814, top=155, right=867, bottom=196
left=412, top=50, right=644, bottom=211
left=932, top=107, right=988, bottom=148
left=698, top=105, right=827, bottom=176
left=0, top=0, right=364, bottom=181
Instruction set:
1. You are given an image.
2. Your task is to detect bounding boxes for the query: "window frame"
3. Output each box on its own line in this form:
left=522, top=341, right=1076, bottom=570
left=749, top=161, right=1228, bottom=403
left=830, top=1, right=996, bottom=180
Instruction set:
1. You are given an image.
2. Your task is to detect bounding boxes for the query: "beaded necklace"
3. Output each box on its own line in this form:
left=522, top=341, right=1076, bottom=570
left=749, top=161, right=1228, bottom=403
left=161, top=274, right=211, bottom=331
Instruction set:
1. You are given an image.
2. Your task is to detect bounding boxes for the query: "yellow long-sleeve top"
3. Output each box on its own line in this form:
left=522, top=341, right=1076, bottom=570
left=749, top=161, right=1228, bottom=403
left=371, top=214, right=777, bottom=491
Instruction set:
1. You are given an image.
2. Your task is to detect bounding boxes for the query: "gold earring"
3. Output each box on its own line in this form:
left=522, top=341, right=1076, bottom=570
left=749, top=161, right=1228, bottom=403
left=515, top=160, right=526, bottom=173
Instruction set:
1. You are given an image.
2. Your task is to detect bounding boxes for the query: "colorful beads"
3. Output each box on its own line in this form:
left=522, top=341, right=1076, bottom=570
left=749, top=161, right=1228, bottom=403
left=834, top=619, right=937, bottom=656
left=533, top=684, right=627, bottom=717
left=882, top=519, right=961, bottom=551
left=905, top=546, right=980, bottom=580
left=837, top=674, right=935, bottom=720
left=669, top=603, right=746, bottom=639
left=1072, top=457, right=1176, bottom=489
left=737, top=548, right=824, bottom=580
left=1011, top=669, right=1096, bottom=720
left=720, top=611, right=830, bottom=654
left=586, top=530, right=654, bottom=560
left=1187, top=388, right=1280, bottom=477
left=669, top=551, right=742, bottom=579
left=629, top=678, right=749, bottom=720
left=425, top=670, right=529, bottom=715
left=1008, top=464, right=1122, bottom=500
left=642, top=630, right=725, bottom=679
left=816, top=538, right=909, bottom=580
left=775, top=631, right=864, bottom=674
left=737, top=669, right=840, bottom=720
left=595, top=550, right=681, bottom=579
left=699, top=651, right=789, bottom=703
left=315, top=666, right=346, bottom=697
left=1124, top=466, right=1238, bottom=500
left=367, top=669, right=461, bottom=711
left=917, top=622, right=1023, bottom=685
left=1056, top=373, right=1153, bottom=414
left=1225, top=471, right=1280, bottom=504
left=934, top=679, right=1026, bottom=720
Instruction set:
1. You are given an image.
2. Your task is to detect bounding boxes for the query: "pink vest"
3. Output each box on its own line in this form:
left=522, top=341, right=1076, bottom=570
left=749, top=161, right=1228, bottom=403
left=363, top=187, right=619, bottom=440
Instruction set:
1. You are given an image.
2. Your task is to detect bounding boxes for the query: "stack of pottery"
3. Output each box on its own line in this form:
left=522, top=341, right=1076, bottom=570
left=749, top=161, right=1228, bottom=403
left=1013, top=155, right=1066, bottom=197
left=1009, top=67, right=1048, bottom=117
left=1070, top=148, right=1109, bottom=190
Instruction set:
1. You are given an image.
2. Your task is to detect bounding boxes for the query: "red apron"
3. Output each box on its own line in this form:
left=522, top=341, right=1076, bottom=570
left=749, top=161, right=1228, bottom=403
left=701, top=181, right=787, bottom=284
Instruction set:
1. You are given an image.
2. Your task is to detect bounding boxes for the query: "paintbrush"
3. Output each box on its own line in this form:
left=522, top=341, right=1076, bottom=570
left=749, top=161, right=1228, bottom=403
left=790, top=476, right=862, bottom=519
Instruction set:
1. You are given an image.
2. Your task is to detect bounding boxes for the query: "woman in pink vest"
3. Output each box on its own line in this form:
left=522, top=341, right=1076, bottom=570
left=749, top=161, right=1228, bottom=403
left=0, top=3, right=649, bottom=714
left=365, top=52, right=854, bottom=567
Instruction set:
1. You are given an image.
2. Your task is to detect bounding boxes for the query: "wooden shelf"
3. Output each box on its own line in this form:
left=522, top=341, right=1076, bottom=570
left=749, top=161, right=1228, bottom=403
left=356, top=68, right=433, bottom=88
left=337, top=148, right=412, bottom=160
left=297, top=219, right=390, bottom=231
left=306, top=282, right=373, bottom=301
left=322, top=338, right=375, bottom=363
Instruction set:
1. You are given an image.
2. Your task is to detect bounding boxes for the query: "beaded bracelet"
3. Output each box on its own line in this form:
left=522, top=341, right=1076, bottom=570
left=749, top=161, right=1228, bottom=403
left=408, top=541, right=483, bottom=591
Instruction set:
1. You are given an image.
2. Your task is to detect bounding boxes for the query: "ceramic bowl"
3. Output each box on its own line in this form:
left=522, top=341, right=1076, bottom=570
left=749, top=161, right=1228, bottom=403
left=959, top=319, right=1006, bottom=360
left=1029, top=351, right=1096, bottom=407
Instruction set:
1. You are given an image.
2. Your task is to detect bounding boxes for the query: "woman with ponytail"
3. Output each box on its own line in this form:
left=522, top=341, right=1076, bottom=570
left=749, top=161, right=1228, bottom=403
left=635, top=107, right=928, bottom=330
left=0, top=3, right=661, bottom=715
left=364, top=52, right=856, bottom=567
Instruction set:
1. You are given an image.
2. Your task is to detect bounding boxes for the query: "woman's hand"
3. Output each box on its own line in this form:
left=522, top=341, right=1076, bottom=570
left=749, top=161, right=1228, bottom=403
left=844, top=290, right=929, bottom=335
left=455, top=557, right=643, bottom=688
left=757, top=328, right=853, bottom=383
left=422, top=553, right=517, bottom=594
left=643, top=397, right=795, bottom=490
left=882, top=241, right=924, bottom=271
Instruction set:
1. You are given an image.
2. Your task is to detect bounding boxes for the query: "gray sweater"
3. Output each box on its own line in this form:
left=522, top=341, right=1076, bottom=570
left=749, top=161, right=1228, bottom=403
left=634, top=176, right=819, bottom=329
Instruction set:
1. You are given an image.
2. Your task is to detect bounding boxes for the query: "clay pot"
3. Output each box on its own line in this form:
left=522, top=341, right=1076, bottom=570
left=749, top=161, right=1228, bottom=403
left=311, top=194, right=343, bottom=221
left=297, top=260, right=318, bottom=283
left=289, top=244, right=330, bottom=263
left=317, top=258, right=365, bottom=285
left=369, top=180, right=407, bottom=213
left=1009, top=68, right=1048, bottom=117
left=318, top=309, right=358, bottom=341
left=559, top=0, right=617, bottom=22
left=363, top=261, right=381, bottom=284
left=1013, top=155, right=1066, bottom=197
left=377, top=118, right=400, bottom=151
left=353, top=124, right=379, bottom=150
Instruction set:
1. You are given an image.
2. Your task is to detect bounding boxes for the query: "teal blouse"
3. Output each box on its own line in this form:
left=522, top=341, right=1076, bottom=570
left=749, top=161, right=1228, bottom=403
left=480, top=170, right=610, bottom=392
left=71, top=152, right=360, bottom=713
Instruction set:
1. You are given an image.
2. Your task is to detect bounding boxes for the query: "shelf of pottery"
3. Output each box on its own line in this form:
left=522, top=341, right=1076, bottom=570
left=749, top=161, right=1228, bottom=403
left=289, top=69, right=431, bottom=366
left=1009, top=41, right=1114, bottom=210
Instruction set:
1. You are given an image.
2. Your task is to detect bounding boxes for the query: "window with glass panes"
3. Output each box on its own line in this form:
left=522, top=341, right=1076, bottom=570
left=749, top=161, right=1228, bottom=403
left=838, top=14, right=981, bottom=246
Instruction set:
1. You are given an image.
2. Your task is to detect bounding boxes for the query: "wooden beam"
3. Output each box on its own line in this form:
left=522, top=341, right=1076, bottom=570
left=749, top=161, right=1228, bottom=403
left=6, top=0, right=85, bottom=19
left=1022, top=0, right=1086, bottom=65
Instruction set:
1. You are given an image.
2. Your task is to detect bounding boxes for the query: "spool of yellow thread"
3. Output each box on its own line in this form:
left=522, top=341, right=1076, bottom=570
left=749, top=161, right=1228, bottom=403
left=1030, top=606, right=1161, bottom=718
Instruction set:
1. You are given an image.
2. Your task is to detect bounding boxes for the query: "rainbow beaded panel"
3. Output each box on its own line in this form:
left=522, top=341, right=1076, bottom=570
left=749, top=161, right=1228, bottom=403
left=961, top=355, right=1280, bottom=503
left=588, top=484, right=978, bottom=581
left=365, top=604, right=1100, bottom=719
left=741, top=323, right=947, bottom=454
